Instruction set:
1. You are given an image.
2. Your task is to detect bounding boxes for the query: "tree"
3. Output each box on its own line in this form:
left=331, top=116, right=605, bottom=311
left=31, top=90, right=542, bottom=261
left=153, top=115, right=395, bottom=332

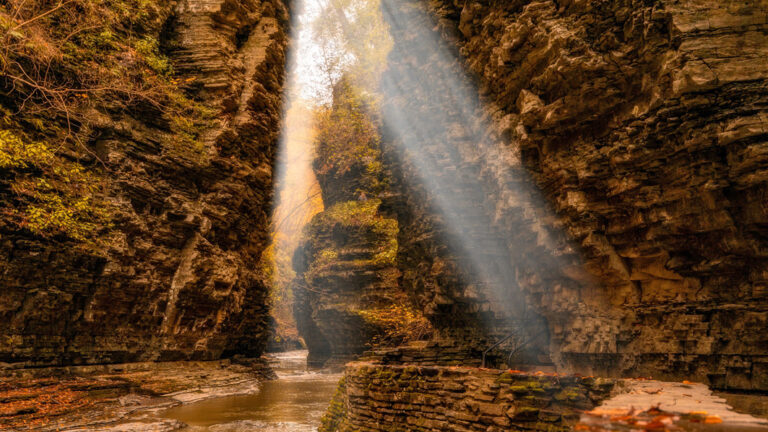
left=311, top=0, right=392, bottom=93
left=0, top=0, right=213, bottom=245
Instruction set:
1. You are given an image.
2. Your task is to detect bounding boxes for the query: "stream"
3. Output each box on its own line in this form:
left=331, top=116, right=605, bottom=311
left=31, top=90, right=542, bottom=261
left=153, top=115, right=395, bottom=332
left=162, top=351, right=341, bottom=432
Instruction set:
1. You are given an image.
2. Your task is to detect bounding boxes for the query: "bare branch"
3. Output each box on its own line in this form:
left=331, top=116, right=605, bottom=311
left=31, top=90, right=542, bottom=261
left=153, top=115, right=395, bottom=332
left=10, top=0, right=75, bottom=31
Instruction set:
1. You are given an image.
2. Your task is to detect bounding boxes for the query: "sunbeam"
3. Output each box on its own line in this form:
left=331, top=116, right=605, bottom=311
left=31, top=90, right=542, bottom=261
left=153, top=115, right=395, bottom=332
left=377, top=0, right=585, bottom=365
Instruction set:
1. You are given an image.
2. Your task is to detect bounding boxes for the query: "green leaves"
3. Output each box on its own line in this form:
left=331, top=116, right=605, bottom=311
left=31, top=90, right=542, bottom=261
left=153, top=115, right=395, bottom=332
left=134, top=36, right=173, bottom=76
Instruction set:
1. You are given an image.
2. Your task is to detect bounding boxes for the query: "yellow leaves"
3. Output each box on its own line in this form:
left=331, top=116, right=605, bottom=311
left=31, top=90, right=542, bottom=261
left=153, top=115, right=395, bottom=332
left=319, top=248, right=339, bottom=261
left=358, top=302, right=433, bottom=347
left=0, top=130, right=55, bottom=169
left=312, top=199, right=398, bottom=267
left=324, top=199, right=382, bottom=226
left=134, top=36, right=172, bottom=76
left=314, top=80, right=382, bottom=179
left=0, top=129, right=113, bottom=245
left=18, top=183, right=111, bottom=243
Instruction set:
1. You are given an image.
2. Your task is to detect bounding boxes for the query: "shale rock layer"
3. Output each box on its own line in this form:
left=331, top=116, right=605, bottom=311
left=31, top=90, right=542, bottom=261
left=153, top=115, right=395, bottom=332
left=321, top=362, right=616, bottom=432
left=0, top=0, right=287, bottom=366
left=381, top=0, right=768, bottom=390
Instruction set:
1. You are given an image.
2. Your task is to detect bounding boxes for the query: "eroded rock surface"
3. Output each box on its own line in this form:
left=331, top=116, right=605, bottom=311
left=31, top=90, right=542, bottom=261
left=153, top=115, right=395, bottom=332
left=0, top=359, right=273, bottom=431
left=320, top=361, right=617, bottom=432
left=293, top=199, right=403, bottom=367
left=381, top=0, right=768, bottom=390
left=292, top=82, right=429, bottom=367
left=0, top=0, right=288, bottom=365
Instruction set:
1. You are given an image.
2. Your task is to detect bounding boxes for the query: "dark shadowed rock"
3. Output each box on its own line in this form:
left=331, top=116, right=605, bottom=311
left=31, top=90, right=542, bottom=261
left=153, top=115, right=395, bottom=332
left=0, top=0, right=288, bottom=366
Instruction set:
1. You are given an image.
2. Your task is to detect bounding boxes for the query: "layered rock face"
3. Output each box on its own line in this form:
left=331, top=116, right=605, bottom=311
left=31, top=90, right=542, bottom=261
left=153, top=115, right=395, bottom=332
left=0, top=0, right=287, bottom=365
left=293, top=199, right=402, bottom=366
left=380, top=0, right=577, bottom=369
left=381, top=0, right=768, bottom=390
left=293, top=82, right=429, bottom=367
left=320, top=362, right=617, bottom=432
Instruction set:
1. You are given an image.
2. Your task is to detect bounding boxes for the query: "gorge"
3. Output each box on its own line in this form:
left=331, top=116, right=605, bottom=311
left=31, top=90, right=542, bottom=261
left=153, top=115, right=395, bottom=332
left=1, top=0, right=768, bottom=431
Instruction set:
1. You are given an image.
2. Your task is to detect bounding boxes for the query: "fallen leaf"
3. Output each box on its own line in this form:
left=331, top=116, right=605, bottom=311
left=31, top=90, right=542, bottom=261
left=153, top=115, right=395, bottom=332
left=704, top=416, right=723, bottom=424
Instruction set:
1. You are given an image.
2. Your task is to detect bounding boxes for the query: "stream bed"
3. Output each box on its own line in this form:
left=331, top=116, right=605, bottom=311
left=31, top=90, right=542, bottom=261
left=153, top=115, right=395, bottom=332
left=161, top=351, right=341, bottom=432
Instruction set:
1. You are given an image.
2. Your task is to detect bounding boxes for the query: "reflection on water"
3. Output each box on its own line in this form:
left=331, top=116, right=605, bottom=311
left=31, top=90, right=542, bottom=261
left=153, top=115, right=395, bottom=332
left=163, top=351, right=342, bottom=431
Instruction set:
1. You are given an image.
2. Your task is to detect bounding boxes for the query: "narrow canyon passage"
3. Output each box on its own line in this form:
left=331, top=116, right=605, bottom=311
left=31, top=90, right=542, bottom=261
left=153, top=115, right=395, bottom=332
left=1, top=0, right=768, bottom=431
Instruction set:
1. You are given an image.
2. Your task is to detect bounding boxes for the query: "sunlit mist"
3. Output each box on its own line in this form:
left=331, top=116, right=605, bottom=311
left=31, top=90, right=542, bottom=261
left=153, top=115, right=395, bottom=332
left=266, top=0, right=325, bottom=343
left=377, top=0, right=579, bottom=363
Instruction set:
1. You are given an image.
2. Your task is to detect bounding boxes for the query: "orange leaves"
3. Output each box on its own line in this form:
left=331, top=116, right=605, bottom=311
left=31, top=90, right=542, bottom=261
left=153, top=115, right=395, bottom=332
left=0, top=378, right=99, bottom=430
left=533, top=370, right=561, bottom=377
left=580, top=405, right=685, bottom=431
left=684, top=411, right=723, bottom=424
left=582, top=403, right=730, bottom=431
left=168, top=76, right=197, bottom=87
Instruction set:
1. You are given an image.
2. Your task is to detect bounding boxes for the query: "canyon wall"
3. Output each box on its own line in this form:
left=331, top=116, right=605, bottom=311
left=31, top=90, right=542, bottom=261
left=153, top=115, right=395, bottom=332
left=293, top=198, right=403, bottom=366
left=0, top=0, right=287, bottom=366
left=381, top=0, right=768, bottom=391
left=293, top=82, right=431, bottom=367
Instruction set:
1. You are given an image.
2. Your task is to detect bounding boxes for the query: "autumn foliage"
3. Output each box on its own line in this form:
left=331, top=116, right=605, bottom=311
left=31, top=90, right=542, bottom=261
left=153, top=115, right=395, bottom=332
left=0, top=0, right=212, bottom=245
left=358, top=302, right=433, bottom=347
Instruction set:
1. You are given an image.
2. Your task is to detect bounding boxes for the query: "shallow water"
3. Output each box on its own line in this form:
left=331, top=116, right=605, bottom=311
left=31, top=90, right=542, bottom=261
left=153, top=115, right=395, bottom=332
left=162, top=351, right=342, bottom=432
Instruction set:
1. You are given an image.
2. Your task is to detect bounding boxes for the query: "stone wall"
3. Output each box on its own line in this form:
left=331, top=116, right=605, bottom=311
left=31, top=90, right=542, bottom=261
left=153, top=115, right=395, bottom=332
left=0, top=0, right=288, bottom=366
left=321, top=362, right=616, bottom=432
left=380, top=0, right=768, bottom=390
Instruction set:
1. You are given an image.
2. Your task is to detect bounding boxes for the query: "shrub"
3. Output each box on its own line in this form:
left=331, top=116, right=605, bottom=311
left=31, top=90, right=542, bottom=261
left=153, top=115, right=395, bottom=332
left=358, top=302, right=433, bottom=347
left=0, top=129, right=112, bottom=244
left=314, top=79, right=385, bottom=195
left=0, top=0, right=216, bottom=244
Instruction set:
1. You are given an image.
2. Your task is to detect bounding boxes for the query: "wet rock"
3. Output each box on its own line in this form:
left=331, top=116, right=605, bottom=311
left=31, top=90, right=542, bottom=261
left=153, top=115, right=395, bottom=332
left=322, top=361, right=617, bottom=432
left=0, top=359, right=271, bottom=431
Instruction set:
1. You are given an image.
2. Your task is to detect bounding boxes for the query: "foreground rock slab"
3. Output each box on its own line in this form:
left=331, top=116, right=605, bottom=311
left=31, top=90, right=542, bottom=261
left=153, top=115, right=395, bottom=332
left=0, top=358, right=273, bottom=431
left=322, top=361, right=768, bottom=432
left=322, top=361, right=618, bottom=432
